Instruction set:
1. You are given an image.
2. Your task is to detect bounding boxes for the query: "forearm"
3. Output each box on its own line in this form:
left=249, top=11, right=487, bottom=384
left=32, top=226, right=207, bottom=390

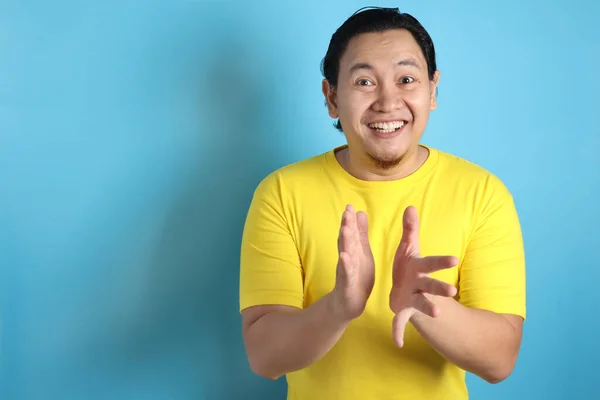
left=411, top=295, right=522, bottom=383
left=244, top=293, right=350, bottom=379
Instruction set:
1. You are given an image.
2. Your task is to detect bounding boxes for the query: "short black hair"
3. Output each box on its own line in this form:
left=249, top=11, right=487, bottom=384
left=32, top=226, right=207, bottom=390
left=321, top=7, right=437, bottom=132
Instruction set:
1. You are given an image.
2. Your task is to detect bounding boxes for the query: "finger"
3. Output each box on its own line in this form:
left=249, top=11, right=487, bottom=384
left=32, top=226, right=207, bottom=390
left=337, top=207, right=351, bottom=253
left=356, top=211, right=373, bottom=257
left=347, top=205, right=360, bottom=244
left=399, top=206, right=420, bottom=256
left=420, top=255, right=459, bottom=274
left=338, top=204, right=356, bottom=253
left=416, top=276, right=458, bottom=297
left=392, top=309, right=413, bottom=348
left=339, top=251, right=355, bottom=288
left=412, top=293, right=440, bottom=318
left=343, top=205, right=354, bottom=228
left=340, top=225, right=355, bottom=257
left=343, top=205, right=354, bottom=230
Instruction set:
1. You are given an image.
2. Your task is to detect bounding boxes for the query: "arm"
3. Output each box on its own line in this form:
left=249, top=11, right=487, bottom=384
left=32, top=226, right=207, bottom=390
left=411, top=296, right=522, bottom=383
left=413, top=177, right=526, bottom=383
left=241, top=294, right=349, bottom=380
left=240, top=173, right=373, bottom=380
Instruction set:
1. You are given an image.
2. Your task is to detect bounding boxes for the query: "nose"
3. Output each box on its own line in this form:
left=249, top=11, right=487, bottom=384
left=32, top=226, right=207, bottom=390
left=372, top=83, right=404, bottom=113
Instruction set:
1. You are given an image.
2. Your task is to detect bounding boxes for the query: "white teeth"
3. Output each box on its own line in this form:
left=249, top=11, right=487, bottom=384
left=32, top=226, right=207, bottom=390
left=367, top=121, right=405, bottom=132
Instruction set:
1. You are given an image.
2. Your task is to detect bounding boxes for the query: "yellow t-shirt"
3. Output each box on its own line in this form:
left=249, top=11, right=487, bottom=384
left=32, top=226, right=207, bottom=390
left=240, top=144, right=526, bottom=400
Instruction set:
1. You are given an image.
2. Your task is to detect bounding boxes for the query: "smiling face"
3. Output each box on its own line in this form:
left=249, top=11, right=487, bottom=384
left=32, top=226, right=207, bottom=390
left=323, top=29, right=440, bottom=171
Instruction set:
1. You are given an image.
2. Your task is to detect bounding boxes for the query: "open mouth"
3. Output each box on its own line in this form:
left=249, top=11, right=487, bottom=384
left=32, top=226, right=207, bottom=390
left=366, top=120, right=407, bottom=137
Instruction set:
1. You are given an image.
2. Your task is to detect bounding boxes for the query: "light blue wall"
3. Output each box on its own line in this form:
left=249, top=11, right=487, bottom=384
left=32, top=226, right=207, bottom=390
left=1, top=0, right=599, bottom=399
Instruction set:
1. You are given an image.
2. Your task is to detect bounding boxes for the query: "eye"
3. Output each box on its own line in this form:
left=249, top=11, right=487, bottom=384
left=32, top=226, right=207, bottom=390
left=400, top=76, right=415, bottom=84
left=356, top=79, right=374, bottom=86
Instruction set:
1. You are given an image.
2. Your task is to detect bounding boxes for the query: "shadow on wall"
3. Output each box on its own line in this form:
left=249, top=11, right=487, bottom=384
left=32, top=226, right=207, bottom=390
left=148, top=37, right=290, bottom=398
left=99, top=34, right=289, bottom=398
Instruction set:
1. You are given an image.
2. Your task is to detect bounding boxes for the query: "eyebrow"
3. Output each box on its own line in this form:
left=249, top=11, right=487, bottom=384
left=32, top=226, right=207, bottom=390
left=349, top=58, right=421, bottom=73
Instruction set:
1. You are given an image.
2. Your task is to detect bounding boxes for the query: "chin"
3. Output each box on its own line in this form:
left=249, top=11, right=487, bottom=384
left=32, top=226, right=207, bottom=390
left=373, top=142, right=408, bottom=157
left=367, top=150, right=405, bottom=170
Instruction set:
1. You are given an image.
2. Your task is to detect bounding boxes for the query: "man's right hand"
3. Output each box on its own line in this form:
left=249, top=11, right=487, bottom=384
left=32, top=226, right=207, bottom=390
left=242, top=204, right=375, bottom=379
left=330, top=204, right=375, bottom=322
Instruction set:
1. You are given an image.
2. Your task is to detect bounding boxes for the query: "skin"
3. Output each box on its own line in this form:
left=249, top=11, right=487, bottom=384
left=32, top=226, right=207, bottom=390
left=322, top=29, right=439, bottom=181
left=390, top=207, right=523, bottom=384
left=242, top=28, right=523, bottom=384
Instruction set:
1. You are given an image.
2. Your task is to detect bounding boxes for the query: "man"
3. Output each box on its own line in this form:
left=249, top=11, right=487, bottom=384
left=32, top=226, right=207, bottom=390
left=239, top=7, right=526, bottom=400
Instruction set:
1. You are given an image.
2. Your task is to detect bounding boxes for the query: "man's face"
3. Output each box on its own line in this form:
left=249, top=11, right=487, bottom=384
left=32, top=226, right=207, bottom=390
left=323, top=29, right=440, bottom=169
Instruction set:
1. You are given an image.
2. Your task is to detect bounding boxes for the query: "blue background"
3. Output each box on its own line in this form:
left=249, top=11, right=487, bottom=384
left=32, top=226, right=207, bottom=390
left=1, top=0, right=599, bottom=399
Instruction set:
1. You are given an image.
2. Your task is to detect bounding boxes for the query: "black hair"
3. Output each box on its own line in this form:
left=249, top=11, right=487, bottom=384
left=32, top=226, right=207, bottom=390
left=320, top=7, right=437, bottom=131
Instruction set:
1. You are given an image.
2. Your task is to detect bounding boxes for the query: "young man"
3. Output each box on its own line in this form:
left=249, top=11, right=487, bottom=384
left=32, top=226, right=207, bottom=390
left=239, top=7, right=526, bottom=400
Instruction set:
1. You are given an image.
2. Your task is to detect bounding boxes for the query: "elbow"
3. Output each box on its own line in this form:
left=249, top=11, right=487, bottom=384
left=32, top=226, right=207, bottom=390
left=250, top=365, right=280, bottom=381
left=481, top=355, right=518, bottom=384
left=247, top=354, right=282, bottom=381
left=482, top=315, right=523, bottom=384
left=483, top=369, right=512, bottom=384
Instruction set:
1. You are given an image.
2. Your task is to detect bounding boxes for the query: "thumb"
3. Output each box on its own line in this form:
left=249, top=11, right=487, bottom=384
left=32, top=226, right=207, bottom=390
left=338, top=251, right=355, bottom=289
left=392, top=309, right=413, bottom=348
left=399, top=206, right=421, bottom=256
left=356, top=211, right=373, bottom=256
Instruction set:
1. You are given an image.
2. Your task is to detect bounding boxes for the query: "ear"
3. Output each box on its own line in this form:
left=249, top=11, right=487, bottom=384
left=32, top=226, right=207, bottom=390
left=322, top=79, right=339, bottom=118
left=429, top=70, right=440, bottom=111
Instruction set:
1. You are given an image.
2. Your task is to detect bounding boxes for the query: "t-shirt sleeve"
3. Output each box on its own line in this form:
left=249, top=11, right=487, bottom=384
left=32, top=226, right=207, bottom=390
left=458, top=175, right=527, bottom=320
left=239, top=173, right=304, bottom=312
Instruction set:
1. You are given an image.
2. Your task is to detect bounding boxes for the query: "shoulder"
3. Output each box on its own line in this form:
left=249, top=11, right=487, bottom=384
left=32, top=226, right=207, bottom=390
left=431, top=147, right=514, bottom=202
left=252, top=150, right=330, bottom=199
left=245, top=151, right=331, bottom=233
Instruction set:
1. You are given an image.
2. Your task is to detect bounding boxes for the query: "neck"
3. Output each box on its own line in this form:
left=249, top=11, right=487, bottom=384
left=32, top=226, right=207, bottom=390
left=336, top=145, right=428, bottom=182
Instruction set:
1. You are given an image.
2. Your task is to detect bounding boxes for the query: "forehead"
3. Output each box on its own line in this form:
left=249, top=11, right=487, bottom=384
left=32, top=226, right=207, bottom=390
left=340, top=29, right=426, bottom=70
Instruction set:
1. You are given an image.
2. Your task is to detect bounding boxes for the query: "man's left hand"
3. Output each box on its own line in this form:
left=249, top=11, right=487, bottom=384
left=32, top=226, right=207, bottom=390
left=389, top=206, right=459, bottom=347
